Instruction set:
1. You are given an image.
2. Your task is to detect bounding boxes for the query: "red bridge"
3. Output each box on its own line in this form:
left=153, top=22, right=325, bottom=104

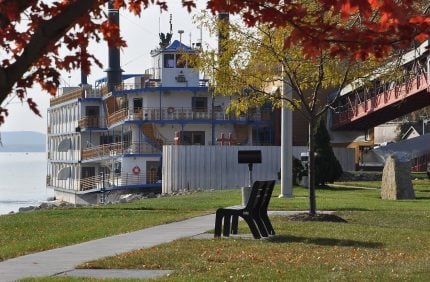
left=331, top=72, right=429, bottom=130
left=331, top=40, right=430, bottom=131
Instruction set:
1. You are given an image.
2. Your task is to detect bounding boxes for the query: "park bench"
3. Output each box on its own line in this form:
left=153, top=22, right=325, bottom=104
left=214, top=180, right=276, bottom=239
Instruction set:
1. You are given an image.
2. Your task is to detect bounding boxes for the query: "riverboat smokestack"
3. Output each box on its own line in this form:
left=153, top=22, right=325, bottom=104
left=105, top=0, right=122, bottom=91
left=79, top=45, right=88, bottom=86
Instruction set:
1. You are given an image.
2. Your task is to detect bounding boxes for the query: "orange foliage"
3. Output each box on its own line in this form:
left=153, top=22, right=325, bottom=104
left=0, top=0, right=428, bottom=123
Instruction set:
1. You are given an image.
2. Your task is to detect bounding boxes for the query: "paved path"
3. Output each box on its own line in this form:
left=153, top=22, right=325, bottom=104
left=0, top=211, right=311, bottom=281
left=0, top=214, right=215, bottom=281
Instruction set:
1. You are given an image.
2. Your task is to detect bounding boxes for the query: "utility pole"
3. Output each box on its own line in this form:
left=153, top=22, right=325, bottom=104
left=279, top=68, right=293, bottom=198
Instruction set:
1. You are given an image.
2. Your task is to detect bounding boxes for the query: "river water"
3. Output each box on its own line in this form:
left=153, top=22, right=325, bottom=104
left=0, top=152, right=53, bottom=215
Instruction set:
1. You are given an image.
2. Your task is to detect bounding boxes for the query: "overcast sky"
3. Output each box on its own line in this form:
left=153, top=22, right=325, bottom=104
left=1, top=0, right=213, bottom=133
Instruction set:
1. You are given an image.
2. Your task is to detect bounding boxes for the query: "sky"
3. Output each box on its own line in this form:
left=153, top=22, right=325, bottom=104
left=0, top=0, right=213, bottom=133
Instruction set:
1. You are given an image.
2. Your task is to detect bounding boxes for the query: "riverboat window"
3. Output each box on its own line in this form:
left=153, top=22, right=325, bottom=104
left=86, top=106, right=99, bottom=116
left=187, top=54, right=197, bottom=68
left=176, top=54, right=185, bottom=68
left=164, top=54, right=175, bottom=68
left=82, top=167, right=95, bottom=178
left=100, top=135, right=113, bottom=145
left=181, top=131, right=205, bottom=145
left=192, top=97, right=207, bottom=112
left=133, top=98, right=142, bottom=112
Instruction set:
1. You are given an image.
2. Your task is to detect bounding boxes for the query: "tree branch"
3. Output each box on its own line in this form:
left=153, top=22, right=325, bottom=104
left=0, top=0, right=102, bottom=102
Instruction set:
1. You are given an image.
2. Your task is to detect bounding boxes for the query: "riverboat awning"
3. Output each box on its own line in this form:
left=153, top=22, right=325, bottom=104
left=57, top=167, right=71, bottom=180
left=57, top=138, right=71, bottom=152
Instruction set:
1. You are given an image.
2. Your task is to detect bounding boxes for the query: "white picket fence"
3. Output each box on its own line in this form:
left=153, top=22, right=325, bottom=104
left=162, top=145, right=355, bottom=193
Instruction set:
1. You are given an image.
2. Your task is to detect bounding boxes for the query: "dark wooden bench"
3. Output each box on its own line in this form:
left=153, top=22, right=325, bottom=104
left=214, top=180, right=276, bottom=239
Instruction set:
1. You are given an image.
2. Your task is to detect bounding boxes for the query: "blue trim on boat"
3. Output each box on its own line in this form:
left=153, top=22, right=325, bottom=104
left=76, top=183, right=162, bottom=194
left=110, top=86, right=208, bottom=96
left=123, top=153, right=161, bottom=158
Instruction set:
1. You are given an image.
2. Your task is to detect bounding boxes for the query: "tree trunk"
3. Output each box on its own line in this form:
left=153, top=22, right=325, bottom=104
left=308, top=120, right=317, bottom=215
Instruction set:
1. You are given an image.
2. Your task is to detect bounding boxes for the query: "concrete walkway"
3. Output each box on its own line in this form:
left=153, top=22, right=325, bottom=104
left=0, top=211, right=310, bottom=281
left=0, top=214, right=215, bottom=281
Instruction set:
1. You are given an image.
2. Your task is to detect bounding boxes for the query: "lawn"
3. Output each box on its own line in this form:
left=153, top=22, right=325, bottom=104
left=22, top=179, right=430, bottom=281
left=5, top=180, right=430, bottom=281
left=0, top=189, right=241, bottom=261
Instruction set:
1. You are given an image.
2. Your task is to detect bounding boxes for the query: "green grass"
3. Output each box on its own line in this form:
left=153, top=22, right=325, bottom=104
left=7, top=179, right=430, bottom=281
left=0, top=189, right=241, bottom=261
left=72, top=181, right=430, bottom=281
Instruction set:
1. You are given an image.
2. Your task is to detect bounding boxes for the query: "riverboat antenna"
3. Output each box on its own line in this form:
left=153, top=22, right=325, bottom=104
left=170, top=13, right=172, bottom=34
left=178, top=30, right=184, bottom=43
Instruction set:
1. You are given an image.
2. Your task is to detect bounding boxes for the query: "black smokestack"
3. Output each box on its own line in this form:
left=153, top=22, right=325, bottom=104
left=79, top=46, right=88, bottom=86
left=105, top=0, right=122, bottom=91
left=80, top=70, right=88, bottom=86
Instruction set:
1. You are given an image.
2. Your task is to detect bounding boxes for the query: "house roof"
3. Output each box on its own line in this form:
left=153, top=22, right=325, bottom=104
left=401, top=126, right=421, bottom=140
left=374, top=133, right=430, bottom=160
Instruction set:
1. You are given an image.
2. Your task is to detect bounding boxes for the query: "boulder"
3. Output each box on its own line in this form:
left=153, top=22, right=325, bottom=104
left=18, top=206, right=37, bottom=212
left=381, top=155, right=415, bottom=200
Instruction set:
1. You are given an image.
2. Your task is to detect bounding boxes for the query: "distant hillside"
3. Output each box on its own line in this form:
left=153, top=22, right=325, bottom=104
left=0, top=131, right=46, bottom=152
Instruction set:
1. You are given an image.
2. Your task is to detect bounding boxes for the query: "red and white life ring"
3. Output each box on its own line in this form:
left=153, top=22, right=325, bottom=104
left=132, top=165, right=141, bottom=175
left=167, top=107, right=175, bottom=114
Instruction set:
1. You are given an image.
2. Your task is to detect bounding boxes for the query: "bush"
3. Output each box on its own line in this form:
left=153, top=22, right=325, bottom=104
left=314, top=118, right=343, bottom=186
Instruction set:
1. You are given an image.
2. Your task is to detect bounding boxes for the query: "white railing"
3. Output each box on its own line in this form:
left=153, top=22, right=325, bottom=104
left=79, top=172, right=160, bottom=191
left=127, top=107, right=263, bottom=120
left=81, top=141, right=160, bottom=160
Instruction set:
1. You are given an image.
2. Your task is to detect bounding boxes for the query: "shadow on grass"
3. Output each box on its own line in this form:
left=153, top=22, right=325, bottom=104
left=330, top=208, right=370, bottom=211
left=321, top=186, right=378, bottom=191
left=268, top=235, right=383, bottom=249
left=97, top=207, right=179, bottom=211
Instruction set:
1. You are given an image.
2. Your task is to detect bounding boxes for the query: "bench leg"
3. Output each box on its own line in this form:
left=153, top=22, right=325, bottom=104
left=231, top=215, right=239, bottom=234
left=254, top=215, right=269, bottom=237
left=223, top=214, right=231, bottom=237
left=214, top=211, right=224, bottom=237
left=242, top=215, right=261, bottom=239
left=260, top=212, right=275, bottom=235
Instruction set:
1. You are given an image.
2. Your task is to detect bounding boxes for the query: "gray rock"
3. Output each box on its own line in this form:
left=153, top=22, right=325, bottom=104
left=39, top=202, right=51, bottom=209
left=381, top=155, right=415, bottom=200
left=19, top=206, right=37, bottom=212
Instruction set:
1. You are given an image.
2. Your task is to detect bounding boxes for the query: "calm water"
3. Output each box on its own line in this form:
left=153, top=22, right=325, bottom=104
left=0, top=152, right=54, bottom=215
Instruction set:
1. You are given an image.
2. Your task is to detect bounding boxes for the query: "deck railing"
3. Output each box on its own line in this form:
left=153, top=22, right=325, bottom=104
left=81, top=141, right=160, bottom=160
left=79, top=172, right=160, bottom=191
left=103, top=79, right=210, bottom=91
left=106, top=107, right=270, bottom=126
left=106, top=108, right=128, bottom=126
left=79, top=116, right=102, bottom=128
left=50, top=88, right=84, bottom=106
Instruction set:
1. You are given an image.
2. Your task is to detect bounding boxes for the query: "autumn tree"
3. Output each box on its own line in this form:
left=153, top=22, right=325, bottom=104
left=206, top=0, right=430, bottom=60
left=201, top=0, right=429, bottom=216
left=0, top=0, right=428, bottom=124
left=193, top=0, right=428, bottom=215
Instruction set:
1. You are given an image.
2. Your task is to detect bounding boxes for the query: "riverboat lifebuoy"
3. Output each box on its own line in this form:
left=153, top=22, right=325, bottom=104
left=132, top=165, right=141, bottom=175
left=167, top=107, right=175, bottom=114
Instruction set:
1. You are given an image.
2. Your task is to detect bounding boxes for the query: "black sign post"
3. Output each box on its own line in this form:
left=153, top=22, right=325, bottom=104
left=238, top=150, right=262, bottom=187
